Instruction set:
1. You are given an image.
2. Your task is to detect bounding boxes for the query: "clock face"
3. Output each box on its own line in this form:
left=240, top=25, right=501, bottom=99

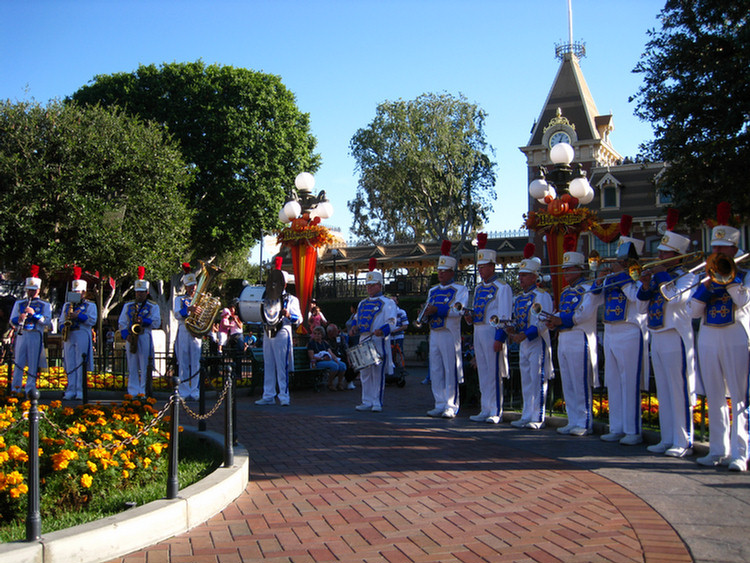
left=549, top=131, right=571, bottom=148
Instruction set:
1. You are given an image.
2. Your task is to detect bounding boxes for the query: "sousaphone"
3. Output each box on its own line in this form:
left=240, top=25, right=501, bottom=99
left=262, top=269, right=285, bottom=336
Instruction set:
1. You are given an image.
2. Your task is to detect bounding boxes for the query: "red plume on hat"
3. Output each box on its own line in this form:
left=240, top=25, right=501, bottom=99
left=369, top=257, right=377, bottom=271
left=717, top=201, right=731, bottom=225
left=440, top=240, right=452, bottom=256
left=30, top=265, right=39, bottom=278
left=563, top=234, right=576, bottom=253
left=619, top=214, right=633, bottom=236
left=73, top=265, right=82, bottom=280
left=523, top=243, right=535, bottom=259
left=665, top=208, right=679, bottom=232
left=274, top=256, right=283, bottom=270
left=477, top=233, right=488, bottom=250
left=181, top=262, right=191, bottom=274
left=137, top=266, right=145, bottom=280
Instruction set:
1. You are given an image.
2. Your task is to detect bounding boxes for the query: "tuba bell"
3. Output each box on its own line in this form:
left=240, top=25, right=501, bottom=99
left=185, top=260, right=224, bottom=337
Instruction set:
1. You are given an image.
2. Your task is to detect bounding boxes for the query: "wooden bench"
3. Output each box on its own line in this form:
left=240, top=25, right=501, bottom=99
left=249, top=346, right=327, bottom=393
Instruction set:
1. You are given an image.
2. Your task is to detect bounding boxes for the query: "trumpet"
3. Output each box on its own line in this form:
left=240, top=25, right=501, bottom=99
left=414, top=302, right=431, bottom=328
left=489, top=315, right=517, bottom=330
left=531, top=302, right=557, bottom=321
left=127, top=317, right=143, bottom=354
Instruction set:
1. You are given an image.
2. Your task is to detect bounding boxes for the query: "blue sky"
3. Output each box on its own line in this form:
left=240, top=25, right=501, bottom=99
left=1, top=0, right=663, bottom=256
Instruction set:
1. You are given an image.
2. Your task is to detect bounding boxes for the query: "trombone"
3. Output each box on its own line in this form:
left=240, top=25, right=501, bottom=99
left=627, top=251, right=704, bottom=281
left=661, top=252, right=750, bottom=300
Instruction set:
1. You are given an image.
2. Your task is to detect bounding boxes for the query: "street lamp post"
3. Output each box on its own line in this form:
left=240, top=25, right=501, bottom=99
left=527, top=142, right=595, bottom=304
left=331, top=248, right=340, bottom=297
left=277, top=172, right=335, bottom=329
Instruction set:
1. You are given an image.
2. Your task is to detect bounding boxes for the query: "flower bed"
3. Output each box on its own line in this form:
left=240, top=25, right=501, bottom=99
left=0, top=392, right=174, bottom=527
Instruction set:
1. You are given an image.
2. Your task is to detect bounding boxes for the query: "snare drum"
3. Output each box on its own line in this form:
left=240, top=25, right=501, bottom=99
left=347, top=339, right=382, bottom=371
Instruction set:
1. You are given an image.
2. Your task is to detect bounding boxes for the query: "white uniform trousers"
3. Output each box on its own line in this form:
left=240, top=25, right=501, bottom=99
left=650, top=330, right=693, bottom=449
left=261, top=326, right=294, bottom=403
left=126, top=332, right=154, bottom=396
left=429, top=328, right=462, bottom=414
left=12, top=331, right=45, bottom=392
left=359, top=336, right=390, bottom=409
left=603, top=323, right=644, bottom=436
left=518, top=337, right=548, bottom=424
left=176, top=327, right=202, bottom=399
left=557, top=330, right=594, bottom=432
left=474, top=324, right=505, bottom=418
left=697, top=325, right=749, bottom=463
left=63, top=330, right=92, bottom=398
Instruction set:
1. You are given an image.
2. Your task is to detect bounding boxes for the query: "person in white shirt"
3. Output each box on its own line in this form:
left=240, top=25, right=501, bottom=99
left=60, top=266, right=97, bottom=400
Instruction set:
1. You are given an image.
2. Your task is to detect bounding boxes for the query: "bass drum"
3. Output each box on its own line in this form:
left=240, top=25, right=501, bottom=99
left=237, top=285, right=265, bottom=324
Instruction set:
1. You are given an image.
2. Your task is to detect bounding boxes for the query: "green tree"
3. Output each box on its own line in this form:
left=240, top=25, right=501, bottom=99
left=0, top=100, right=192, bottom=281
left=630, top=0, right=750, bottom=222
left=349, top=92, right=496, bottom=246
left=69, top=61, right=321, bottom=259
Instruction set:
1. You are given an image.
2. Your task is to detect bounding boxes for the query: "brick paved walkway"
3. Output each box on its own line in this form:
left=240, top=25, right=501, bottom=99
left=108, top=376, right=693, bottom=563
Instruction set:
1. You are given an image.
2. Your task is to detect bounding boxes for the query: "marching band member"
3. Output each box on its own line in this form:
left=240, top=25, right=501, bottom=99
left=690, top=202, right=750, bottom=472
left=505, top=243, right=554, bottom=429
left=464, top=233, right=512, bottom=424
left=350, top=258, right=397, bottom=412
left=10, top=265, right=52, bottom=394
left=174, top=263, right=202, bottom=400
left=118, top=267, right=161, bottom=396
left=637, top=210, right=697, bottom=458
left=591, top=216, right=648, bottom=445
left=545, top=236, right=599, bottom=436
left=424, top=240, right=469, bottom=419
left=255, top=257, right=301, bottom=406
left=60, top=266, right=97, bottom=400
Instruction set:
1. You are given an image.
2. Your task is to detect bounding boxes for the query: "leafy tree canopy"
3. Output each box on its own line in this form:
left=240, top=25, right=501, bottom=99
left=631, top=0, right=750, bottom=223
left=0, top=99, right=192, bottom=282
left=348, top=92, right=496, bottom=246
left=69, top=61, right=321, bottom=259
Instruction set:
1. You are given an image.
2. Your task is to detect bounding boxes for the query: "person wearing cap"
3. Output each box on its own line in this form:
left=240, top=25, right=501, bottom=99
left=60, top=267, right=97, bottom=400
left=118, top=267, right=161, bottom=397
left=424, top=241, right=469, bottom=419
left=690, top=202, right=750, bottom=472
left=504, top=244, right=554, bottom=430
left=255, top=261, right=302, bottom=406
left=636, top=210, right=697, bottom=458
left=545, top=236, right=600, bottom=436
left=10, top=265, right=52, bottom=394
left=174, top=263, right=202, bottom=401
left=349, top=258, right=397, bottom=412
left=590, top=216, right=648, bottom=445
left=463, top=233, right=512, bottom=424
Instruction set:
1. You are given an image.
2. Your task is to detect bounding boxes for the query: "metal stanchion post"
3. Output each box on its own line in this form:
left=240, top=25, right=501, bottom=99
left=224, top=370, right=234, bottom=467
left=198, top=358, right=206, bottom=432
left=82, top=352, right=88, bottom=404
left=26, top=389, right=41, bottom=541
left=166, top=377, right=180, bottom=499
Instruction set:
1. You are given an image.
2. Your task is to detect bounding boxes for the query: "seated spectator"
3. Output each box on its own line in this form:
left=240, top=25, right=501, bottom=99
left=326, top=323, right=352, bottom=391
left=307, top=325, right=346, bottom=391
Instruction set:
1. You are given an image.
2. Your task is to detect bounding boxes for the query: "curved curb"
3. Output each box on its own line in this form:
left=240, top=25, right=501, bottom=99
left=0, top=427, right=249, bottom=563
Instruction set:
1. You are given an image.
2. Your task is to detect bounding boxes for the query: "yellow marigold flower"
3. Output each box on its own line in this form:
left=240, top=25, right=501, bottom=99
left=5, top=470, right=24, bottom=486
left=100, top=433, right=113, bottom=441
left=142, top=457, right=152, bottom=467
left=87, top=461, right=98, bottom=473
left=150, top=443, right=163, bottom=455
left=125, top=461, right=135, bottom=470
left=7, top=398, right=18, bottom=405
left=8, top=445, right=28, bottom=462
left=9, top=486, right=24, bottom=499
left=0, top=436, right=5, bottom=448
left=80, top=474, right=93, bottom=488
left=0, top=451, right=9, bottom=464
left=121, top=470, right=129, bottom=479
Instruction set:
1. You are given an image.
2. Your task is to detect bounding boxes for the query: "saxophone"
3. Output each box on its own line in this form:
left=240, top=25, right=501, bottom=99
left=185, top=260, right=224, bottom=337
left=127, top=302, right=145, bottom=354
